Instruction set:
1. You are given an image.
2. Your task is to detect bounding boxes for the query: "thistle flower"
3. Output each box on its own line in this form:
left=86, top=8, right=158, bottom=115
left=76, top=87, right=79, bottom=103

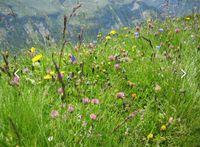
left=68, top=105, right=75, bottom=113
left=82, top=98, right=90, bottom=104
left=175, top=28, right=181, bottom=33
left=108, top=55, right=115, bottom=61
left=155, top=84, right=161, bottom=92
left=116, top=92, right=125, bottom=99
left=58, top=87, right=64, bottom=95
left=114, top=64, right=121, bottom=70
left=91, top=99, right=100, bottom=105
left=50, top=110, right=59, bottom=119
left=90, top=114, right=97, bottom=120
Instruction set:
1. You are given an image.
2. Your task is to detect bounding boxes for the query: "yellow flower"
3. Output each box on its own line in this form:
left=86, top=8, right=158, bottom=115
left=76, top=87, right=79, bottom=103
left=50, top=71, right=55, bottom=76
left=32, top=54, right=43, bottom=63
left=30, top=47, right=36, bottom=53
left=106, top=36, right=111, bottom=40
left=125, top=34, right=129, bottom=37
left=147, top=133, right=153, bottom=139
left=147, top=18, right=151, bottom=22
left=185, top=17, right=191, bottom=21
left=110, top=30, right=117, bottom=35
left=123, top=27, right=128, bottom=30
left=160, top=125, right=167, bottom=131
left=44, top=74, right=52, bottom=80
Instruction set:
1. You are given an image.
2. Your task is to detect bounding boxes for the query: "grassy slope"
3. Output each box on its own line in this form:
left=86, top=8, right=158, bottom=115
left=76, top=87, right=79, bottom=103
left=0, top=17, right=200, bottom=146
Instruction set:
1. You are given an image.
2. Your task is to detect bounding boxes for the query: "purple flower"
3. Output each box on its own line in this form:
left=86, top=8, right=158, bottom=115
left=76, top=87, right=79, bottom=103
left=90, top=114, right=97, bottom=120
left=134, top=32, right=139, bottom=38
left=68, top=105, right=75, bottom=113
left=156, top=46, right=161, bottom=50
left=50, top=110, right=59, bottom=119
left=116, top=92, right=125, bottom=99
left=82, top=98, right=90, bottom=104
left=91, top=99, right=100, bottom=105
left=159, top=28, right=164, bottom=32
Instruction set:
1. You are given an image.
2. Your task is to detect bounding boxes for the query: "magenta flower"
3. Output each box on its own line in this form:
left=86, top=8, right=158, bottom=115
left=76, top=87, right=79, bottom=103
left=91, top=98, right=100, bottom=105
left=90, top=114, right=97, bottom=120
left=82, top=98, right=90, bottom=104
left=68, top=105, right=75, bottom=113
left=116, top=92, right=125, bottom=99
left=50, top=110, right=59, bottom=119
left=58, top=87, right=64, bottom=95
left=10, top=75, right=20, bottom=86
left=175, top=28, right=181, bottom=33
left=114, top=64, right=121, bottom=70
left=108, top=55, right=115, bottom=61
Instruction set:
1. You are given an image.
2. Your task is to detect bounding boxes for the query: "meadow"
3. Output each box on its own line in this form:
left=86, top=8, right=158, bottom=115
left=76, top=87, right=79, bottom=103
left=0, top=17, right=200, bottom=146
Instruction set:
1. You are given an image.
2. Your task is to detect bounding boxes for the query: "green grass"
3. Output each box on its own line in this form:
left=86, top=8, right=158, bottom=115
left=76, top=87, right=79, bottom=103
left=0, top=17, right=200, bottom=146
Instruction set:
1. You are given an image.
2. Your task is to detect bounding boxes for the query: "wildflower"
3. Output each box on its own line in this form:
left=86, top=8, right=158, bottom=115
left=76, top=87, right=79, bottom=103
left=116, top=92, right=125, bottom=99
left=159, top=28, right=164, bottom=32
left=48, top=136, right=54, bottom=142
left=154, top=32, right=159, bottom=36
left=155, top=84, right=161, bottom=92
left=168, top=117, right=173, bottom=124
left=147, top=133, right=153, bottom=140
left=175, top=28, right=181, bottom=33
left=156, top=45, right=161, bottom=50
left=58, top=87, right=64, bottom=95
left=110, top=30, right=117, bottom=35
left=136, top=26, right=140, bottom=32
left=82, top=98, right=90, bottom=104
left=108, top=55, right=115, bottom=61
left=134, top=32, right=139, bottom=38
left=106, top=36, right=111, bottom=40
left=50, top=110, right=59, bottom=119
left=185, top=17, right=191, bottom=21
left=23, top=67, right=29, bottom=73
left=68, top=105, right=75, bottom=113
left=49, top=71, right=55, bottom=76
left=44, top=74, right=52, bottom=80
left=90, top=114, right=97, bottom=120
left=91, top=99, right=100, bottom=105
left=114, top=64, right=121, bottom=70
left=160, top=125, right=167, bottom=131
left=10, top=75, right=20, bottom=86
left=30, top=47, right=36, bottom=53
left=32, top=54, right=43, bottom=63
left=69, top=54, right=77, bottom=64
left=132, top=93, right=137, bottom=99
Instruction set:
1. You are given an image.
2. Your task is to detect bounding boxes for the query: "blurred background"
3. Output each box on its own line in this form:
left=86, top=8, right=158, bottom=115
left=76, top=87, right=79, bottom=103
left=0, top=0, right=199, bottom=50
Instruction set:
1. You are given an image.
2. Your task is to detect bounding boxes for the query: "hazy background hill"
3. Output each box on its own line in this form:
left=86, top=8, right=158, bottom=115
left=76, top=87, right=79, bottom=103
left=0, top=0, right=200, bottom=50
